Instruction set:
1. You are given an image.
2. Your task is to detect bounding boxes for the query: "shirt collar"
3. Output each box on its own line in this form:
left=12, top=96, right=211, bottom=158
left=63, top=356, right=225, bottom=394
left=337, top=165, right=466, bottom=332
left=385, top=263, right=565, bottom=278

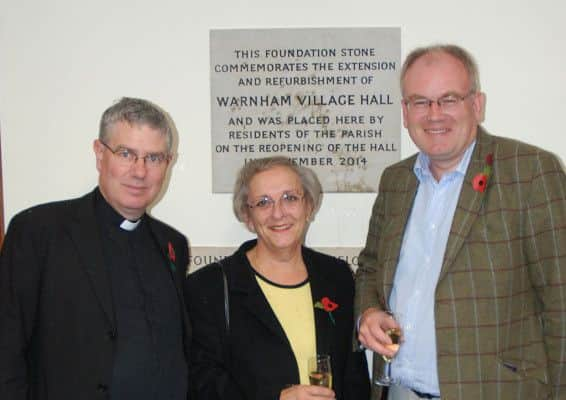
left=413, top=140, right=476, bottom=182
left=95, top=188, right=143, bottom=232
left=120, top=219, right=141, bottom=231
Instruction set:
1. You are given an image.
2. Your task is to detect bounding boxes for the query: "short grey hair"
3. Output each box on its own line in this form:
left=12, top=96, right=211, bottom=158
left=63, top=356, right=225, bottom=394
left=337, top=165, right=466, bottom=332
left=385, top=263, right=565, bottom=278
left=233, top=156, right=323, bottom=223
left=400, top=44, right=481, bottom=94
left=99, top=97, right=173, bottom=152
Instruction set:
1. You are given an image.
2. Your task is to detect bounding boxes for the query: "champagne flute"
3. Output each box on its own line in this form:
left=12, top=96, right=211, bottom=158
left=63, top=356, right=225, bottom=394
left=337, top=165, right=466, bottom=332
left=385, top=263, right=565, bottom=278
left=308, top=354, right=332, bottom=388
left=374, top=312, right=402, bottom=386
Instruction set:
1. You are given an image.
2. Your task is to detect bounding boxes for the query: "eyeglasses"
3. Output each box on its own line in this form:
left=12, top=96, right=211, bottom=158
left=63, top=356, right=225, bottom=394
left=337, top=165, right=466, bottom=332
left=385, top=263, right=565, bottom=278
left=247, top=191, right=304, bottom=213
left=100, top=140, right=171, bottom=168
left=403, top=91, right=475, bottom=113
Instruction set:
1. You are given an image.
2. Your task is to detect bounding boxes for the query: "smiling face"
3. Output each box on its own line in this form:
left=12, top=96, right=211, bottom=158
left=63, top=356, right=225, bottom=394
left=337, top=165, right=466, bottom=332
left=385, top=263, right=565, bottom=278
left=244, top=165, right=312, bottom=255
left=402, top=51, right=485, bottom=179
left=94, top=120, right=170, bottom=220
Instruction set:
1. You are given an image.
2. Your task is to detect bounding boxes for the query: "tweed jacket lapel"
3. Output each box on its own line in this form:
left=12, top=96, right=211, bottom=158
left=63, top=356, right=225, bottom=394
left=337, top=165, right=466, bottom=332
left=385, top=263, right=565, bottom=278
left=437, top=128, right=496, bottom=282
left=382, top=162, right=419, bottom=302
left=67, top=190, right=115, bottom=331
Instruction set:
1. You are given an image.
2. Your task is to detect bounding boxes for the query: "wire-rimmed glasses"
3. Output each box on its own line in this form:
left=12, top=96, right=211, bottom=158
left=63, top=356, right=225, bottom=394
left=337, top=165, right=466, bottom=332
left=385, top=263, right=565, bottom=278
left=100, top=140, right=171, bottom=168
left=247, top=191, right=304, bottom=213
left=403, top=91, right=476, bottom=113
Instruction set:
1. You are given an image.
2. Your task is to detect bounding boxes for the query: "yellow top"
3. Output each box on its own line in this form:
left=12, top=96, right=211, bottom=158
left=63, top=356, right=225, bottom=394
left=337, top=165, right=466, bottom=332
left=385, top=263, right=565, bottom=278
left=256, top=275, right=316, bottom=384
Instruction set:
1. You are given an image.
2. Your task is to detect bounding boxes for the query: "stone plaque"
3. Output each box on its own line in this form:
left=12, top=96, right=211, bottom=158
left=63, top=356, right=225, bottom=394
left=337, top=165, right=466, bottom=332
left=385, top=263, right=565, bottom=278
left=210, top=27, right=401, bottom=192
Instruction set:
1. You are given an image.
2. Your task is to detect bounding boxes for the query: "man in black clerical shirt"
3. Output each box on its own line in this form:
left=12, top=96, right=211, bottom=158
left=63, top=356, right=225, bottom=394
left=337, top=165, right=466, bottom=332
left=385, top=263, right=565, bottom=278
left=0, top=97, right=191, bottom=400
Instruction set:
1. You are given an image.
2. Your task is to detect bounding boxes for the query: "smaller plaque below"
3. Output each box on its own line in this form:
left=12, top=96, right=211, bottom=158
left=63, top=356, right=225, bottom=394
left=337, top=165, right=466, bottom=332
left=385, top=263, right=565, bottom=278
left=188, top=246, right=363, bottom=273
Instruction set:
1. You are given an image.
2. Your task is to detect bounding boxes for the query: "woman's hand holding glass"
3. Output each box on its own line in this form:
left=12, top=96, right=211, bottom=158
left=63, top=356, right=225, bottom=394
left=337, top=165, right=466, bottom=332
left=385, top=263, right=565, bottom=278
left=279, top=355, right=335, bottom=400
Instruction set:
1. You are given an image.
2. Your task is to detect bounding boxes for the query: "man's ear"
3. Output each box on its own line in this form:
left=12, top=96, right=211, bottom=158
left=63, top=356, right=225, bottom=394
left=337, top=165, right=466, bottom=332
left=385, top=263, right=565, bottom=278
left=473, top=92, right=486, bottom=123
left=401, top=100, right=409, bottom=129
left=93, top=139, right=104, bottom=171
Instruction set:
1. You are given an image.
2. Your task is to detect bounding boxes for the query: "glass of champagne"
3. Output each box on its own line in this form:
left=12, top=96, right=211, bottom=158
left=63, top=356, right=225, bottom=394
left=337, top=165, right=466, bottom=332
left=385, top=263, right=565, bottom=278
left=308, top=354, right=332, bottom=389
left=374, top=312, right=402, bottom=386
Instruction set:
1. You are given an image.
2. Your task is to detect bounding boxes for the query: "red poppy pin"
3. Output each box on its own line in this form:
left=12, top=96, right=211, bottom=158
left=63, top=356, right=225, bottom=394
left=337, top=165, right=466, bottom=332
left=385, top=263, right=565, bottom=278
left=168, top=242, right=176, bottom=262
left=167, top=242, right=176, bottom=271
left=314, top=296, right=339, bottom=325
left=472, top=153, right=493, bottom=193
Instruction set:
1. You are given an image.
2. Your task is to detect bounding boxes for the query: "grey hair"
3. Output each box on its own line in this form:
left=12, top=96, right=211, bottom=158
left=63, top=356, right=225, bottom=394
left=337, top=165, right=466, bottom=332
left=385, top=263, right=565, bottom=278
left=400, top=44, right=481, bottom=94
left=232, top=156, right=323, bottom=223
left=99, top=97, right=173, bottom=152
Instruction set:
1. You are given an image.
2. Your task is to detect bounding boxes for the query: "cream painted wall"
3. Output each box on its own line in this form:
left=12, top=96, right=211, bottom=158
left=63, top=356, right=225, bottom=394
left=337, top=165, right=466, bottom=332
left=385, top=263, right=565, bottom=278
left=1, top=0, right=565, bottom=248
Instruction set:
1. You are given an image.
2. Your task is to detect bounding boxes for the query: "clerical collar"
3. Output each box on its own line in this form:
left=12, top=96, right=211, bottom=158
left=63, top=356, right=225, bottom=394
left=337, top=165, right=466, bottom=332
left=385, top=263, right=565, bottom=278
left=120, top=218, right=141, bottom=231
left=94, top=188, right=144, bottom=232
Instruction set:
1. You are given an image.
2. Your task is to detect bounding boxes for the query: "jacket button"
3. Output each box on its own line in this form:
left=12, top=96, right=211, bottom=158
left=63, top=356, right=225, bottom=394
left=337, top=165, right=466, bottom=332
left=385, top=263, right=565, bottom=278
left=97, top=384, right=108, bottom=393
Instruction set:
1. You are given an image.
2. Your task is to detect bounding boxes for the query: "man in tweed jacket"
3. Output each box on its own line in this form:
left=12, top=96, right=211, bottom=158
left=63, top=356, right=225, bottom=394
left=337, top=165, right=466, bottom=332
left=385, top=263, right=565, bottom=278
left=355, top=44, right=565, bottom=399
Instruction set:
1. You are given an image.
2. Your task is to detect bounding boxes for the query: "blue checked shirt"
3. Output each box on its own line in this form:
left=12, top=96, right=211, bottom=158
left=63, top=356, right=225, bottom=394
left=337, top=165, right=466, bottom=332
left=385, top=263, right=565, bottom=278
left=389, top=142, right=475, bottom=396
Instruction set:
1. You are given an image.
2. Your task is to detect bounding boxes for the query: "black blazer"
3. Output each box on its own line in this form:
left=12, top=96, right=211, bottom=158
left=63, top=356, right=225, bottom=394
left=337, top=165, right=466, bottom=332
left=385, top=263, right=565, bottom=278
left=0, top=189, right=191, bottom=400
left=185, top=240, right=369, bottom=400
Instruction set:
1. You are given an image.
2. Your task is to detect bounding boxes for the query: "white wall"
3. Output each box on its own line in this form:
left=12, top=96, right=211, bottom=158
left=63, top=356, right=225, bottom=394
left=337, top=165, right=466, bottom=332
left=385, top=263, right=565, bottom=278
left=1, top=0, right=565, bottom=248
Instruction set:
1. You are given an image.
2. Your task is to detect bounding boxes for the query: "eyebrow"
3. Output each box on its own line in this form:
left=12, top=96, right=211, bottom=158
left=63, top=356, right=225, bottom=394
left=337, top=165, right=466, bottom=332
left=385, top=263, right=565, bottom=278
left=407, top=91, right=465, bottom=99
left=113, top=144, right=166, bottom=155
left=250, top=189, right=302, bottom=198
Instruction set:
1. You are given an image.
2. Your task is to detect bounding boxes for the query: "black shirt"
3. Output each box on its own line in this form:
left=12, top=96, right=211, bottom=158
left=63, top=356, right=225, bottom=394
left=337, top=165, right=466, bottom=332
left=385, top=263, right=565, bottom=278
left=94, top=190, right=187, bottom=400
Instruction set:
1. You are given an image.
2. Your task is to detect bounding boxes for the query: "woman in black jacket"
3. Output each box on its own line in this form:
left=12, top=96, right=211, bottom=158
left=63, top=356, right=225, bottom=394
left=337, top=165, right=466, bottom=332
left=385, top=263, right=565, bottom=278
left=185, top=156, right=369, bottom=400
